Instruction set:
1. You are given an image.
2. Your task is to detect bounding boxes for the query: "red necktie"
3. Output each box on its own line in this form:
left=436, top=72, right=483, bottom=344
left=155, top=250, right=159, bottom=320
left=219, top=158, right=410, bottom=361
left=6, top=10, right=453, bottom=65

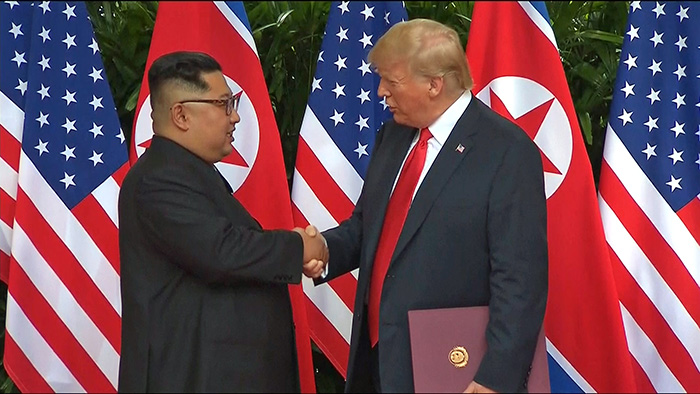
left=368, top=127, right=432, bottom=346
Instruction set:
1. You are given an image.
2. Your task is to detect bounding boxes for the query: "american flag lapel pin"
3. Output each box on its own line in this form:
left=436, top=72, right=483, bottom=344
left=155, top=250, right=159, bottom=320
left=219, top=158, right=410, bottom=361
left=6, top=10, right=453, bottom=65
left=455, top=143, right=465, bottom=153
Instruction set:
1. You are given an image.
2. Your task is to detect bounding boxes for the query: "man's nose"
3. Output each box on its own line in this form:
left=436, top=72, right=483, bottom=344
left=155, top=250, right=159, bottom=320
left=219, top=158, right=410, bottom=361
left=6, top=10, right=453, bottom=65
left=377, top=80, right=389, bottom=98
left=230, top=109, right=240, bottom=124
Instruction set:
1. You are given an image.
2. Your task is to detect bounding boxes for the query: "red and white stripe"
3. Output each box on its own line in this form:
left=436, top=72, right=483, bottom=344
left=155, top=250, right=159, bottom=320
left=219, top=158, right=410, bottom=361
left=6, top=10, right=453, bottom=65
left=598, top=125, right=700, bottom=392
left=292, top=106, right=362, bottom=375
left=0, top=91, right=128, bottom=393
left=0, top=91, right=22, bottom=283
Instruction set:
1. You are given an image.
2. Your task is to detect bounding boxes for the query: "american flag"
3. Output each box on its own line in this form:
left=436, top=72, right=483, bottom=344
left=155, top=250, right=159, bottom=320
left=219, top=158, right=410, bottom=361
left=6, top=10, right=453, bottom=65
left=290, top=1, right=407, bottom=376
left=598, top=1, right=700, bottom=391
left=0, top=1, right=129, bottom=392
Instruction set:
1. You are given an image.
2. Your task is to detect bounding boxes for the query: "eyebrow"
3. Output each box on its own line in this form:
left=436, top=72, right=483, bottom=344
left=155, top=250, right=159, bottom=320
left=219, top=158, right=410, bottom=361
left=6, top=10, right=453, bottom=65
left=213, top=91, right=233, bottom=99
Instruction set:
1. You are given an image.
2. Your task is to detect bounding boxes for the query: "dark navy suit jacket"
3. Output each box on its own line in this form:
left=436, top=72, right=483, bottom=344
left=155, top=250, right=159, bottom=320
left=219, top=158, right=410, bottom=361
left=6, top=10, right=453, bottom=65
left=118, top=136, right=302, bottom=392
left=320, top=97, right=549, bottom=393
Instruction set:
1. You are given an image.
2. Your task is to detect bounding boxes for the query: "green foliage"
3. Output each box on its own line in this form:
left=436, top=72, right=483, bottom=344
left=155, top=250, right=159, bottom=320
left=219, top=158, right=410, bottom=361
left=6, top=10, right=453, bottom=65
left=404, top=1, right=473, bottom=47
left=548, top=1, right=629, bottom=183
left=0, top=2, right=629, bottom=393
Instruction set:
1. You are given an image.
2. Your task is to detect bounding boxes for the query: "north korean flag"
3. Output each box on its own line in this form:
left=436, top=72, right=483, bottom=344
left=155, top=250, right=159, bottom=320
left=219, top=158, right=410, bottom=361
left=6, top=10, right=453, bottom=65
left=466, top=2, right=638, bottom=392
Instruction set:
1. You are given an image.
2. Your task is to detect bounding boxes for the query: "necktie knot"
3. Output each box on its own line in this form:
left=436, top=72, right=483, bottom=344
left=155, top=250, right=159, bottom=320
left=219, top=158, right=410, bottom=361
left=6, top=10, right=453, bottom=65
left=419, top=127, right=432, bottom=146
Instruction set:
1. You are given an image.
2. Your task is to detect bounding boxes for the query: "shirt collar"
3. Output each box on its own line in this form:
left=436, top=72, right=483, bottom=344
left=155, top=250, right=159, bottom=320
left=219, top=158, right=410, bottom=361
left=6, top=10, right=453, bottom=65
left=426, top=90, right=472, bottom=147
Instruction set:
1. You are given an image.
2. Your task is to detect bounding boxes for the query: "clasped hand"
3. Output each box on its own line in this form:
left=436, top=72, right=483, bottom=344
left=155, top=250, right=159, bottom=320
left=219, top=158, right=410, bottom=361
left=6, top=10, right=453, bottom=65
left=292, top=225, right=328, bottom=279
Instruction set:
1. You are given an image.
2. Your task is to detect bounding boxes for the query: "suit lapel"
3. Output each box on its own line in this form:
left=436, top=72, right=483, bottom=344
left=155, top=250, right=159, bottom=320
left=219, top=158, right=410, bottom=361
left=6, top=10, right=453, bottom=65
left=209, top=165, right=263, bottom=230
left=213, top=165, right=234, bottom=195
left=391, top=98, right=483, bottom=263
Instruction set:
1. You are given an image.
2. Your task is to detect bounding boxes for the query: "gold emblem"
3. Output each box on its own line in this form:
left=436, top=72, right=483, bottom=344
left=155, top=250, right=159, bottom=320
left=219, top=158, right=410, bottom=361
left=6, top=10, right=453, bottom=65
left=449, top=346, right=469, bottom=368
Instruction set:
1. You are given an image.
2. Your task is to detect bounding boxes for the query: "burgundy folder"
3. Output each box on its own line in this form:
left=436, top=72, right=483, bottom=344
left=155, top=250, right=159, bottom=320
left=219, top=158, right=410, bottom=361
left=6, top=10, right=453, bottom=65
left=408, top=306, right=549, bottom=393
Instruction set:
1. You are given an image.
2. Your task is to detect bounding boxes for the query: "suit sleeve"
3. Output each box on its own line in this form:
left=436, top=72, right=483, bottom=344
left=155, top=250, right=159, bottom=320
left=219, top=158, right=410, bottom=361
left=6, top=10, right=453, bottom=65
left=318, top=192, right=364, bottom=283
left=474, top=135, right=549, bottom=392
left=134, top=171, right=303, bottom=286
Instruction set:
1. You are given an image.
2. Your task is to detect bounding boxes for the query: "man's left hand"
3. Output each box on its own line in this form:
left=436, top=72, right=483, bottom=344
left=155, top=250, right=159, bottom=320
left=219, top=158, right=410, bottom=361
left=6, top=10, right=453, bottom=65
left=464, top=381, right=497, bottom=393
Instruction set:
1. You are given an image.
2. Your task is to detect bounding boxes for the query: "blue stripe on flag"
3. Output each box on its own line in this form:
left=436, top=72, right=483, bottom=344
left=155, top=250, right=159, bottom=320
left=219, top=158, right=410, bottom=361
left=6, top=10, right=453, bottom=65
left=530, top=1, right=551, bottom=23
left=224, top=1, right=252, bottom=32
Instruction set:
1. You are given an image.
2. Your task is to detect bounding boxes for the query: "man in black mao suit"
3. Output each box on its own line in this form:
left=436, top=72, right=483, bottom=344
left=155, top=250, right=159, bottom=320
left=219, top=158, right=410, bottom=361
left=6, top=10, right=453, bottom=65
left=312, top=19, right=548, bottom=393
left=117, top=51, right=327, bottom=393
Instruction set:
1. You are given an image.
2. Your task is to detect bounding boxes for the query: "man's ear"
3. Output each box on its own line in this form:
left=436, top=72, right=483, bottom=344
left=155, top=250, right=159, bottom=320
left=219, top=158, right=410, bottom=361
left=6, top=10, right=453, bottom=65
left=170, top=103, right=190, bottom=131
left=428, top=76, right=444, bottom=98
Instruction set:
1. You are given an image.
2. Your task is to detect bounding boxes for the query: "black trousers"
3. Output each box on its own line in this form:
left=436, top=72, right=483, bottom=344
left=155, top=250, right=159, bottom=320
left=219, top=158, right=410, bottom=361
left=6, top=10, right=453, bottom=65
left=346, top=309, right=383, bottom=393
left=370, top=343, right=381, bottom=393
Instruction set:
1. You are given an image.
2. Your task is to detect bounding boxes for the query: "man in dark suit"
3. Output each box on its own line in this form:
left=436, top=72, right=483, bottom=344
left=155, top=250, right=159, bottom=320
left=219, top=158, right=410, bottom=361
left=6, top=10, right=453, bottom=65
left=117, top=51, right=327, bottom=392
left=311, top=19, right=548, bottom=393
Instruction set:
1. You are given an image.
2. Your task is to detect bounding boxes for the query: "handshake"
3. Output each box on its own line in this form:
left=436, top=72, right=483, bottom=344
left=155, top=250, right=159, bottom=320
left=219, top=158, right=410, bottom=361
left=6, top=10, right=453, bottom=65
left=292, top=225, right=329, bottom=279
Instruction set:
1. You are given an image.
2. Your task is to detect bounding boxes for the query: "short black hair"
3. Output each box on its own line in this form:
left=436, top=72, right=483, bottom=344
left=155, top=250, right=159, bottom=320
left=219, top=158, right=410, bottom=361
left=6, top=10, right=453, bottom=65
left=148, top=51, right=222, bottom=104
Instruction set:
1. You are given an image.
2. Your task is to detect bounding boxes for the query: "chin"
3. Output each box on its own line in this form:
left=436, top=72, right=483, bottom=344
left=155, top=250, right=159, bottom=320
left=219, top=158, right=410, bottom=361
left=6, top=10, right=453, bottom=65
left=393, top=116, right=411, bottom=127
left=393, top=114, right=408, bottom=124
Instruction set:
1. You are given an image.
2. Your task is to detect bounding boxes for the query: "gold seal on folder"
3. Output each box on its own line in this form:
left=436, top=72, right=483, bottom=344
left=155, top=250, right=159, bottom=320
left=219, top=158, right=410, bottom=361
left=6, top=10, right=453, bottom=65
left=449, top=346, right=468, bottom=368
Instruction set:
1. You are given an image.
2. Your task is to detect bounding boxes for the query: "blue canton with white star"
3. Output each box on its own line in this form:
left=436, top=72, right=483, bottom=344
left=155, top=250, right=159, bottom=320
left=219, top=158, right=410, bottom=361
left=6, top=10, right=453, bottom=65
left=1, top=1, right=127, bottom=209
left=307, top=1, right=407, bottom=178
left=608, top=1, right=700, bottom=211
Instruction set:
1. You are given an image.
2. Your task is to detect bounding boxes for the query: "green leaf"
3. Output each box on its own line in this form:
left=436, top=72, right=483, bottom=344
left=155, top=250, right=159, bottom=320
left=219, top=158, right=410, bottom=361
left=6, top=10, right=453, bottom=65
left=125, top=86, right=141, bottom=112
left=579, top=111, right=593, bottom=145
left=578, top=29, right=624, bottom=45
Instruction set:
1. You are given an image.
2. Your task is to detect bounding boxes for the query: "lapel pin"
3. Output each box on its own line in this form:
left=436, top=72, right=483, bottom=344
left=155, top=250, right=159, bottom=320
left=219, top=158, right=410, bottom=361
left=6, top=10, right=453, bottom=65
left=455, top=143, right=465, bottom=153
